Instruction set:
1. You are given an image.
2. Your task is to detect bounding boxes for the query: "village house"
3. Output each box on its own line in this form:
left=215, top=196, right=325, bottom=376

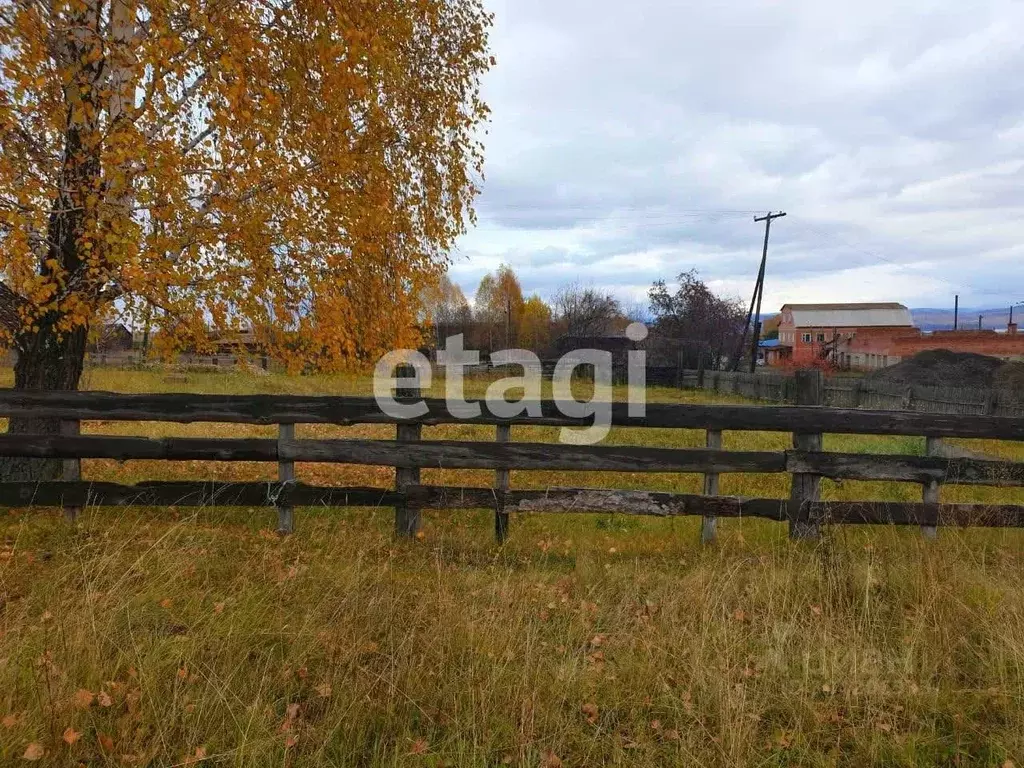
left=771, top=303, right=915, bottom=367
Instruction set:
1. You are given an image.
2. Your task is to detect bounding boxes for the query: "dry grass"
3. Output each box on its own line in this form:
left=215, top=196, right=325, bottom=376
left=1, top=366, right=1023, bottom=766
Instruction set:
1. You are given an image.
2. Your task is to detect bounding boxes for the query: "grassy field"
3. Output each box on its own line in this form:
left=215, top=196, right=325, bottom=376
left=2, top=366, right=1024, bottom=766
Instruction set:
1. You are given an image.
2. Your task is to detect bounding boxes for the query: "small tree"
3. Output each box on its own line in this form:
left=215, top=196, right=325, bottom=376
left=552, top=283, right=620, bottom=337
left=648, top=270, right=745, bottom=369
left=518, top=295, right=553, bottom=355
left=474, top=264, right=524, bottom=351
left=422, top=274, right=471, bottom=350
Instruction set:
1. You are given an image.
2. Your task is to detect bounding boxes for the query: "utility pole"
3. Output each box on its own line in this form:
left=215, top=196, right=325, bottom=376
left=978, top=314, right=983, bottom=330
left=953, top=295, right=958, bottom=330
left=735, top=211, right=786, bottom=372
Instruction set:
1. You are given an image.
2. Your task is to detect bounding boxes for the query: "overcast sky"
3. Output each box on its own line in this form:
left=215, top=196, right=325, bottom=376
left=450, top=0, right=1024, bottom=314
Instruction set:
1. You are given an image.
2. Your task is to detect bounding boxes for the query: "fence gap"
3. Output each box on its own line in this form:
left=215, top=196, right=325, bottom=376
left=394, top=363, right=422, bottom=537
left=277, top=423, right=295, bottom=534
left=495, top=424, right=511, bottom=542
left=789, top=369, right=823, bottom=540
left=60, top=419, right=81, bottom=522
left=922, top=436, right=941, bottom=539
left=700, top=429, right=721, bottom=544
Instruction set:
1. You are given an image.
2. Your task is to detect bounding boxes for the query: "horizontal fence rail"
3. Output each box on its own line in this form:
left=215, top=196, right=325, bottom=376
left=1, top=436, right=1022, bottom=486
left=2, top=390, right=1024, bottom=439
left=1, top=368, right=1022, bottom=542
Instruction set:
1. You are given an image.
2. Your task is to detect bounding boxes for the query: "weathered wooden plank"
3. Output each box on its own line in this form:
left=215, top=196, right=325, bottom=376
left=2, top=389, right=1023, bottom=440
left=808, top=501, right=1024, bottom=528
left=786, top=451, right=1024, bottom=487
left=2, top=481, right=1023, bottom=528
left=410, top=486, right=1024, bottom=527
left=921, top=436, right=941, bottom=539
left=413, top=486, right=789, bottom=521
left=277, top=423, right=295, bottom=534
left=60, top=419, right=81, bottom=523
left=5, top=433, right=1021, bottom=487
left=789, top=370, right=823, bottom=540
left=701, top=429, right=721, bottom=544
left=495, top=424, right=511, bottom=542
left=282, top=441, right=786, bottom=473
left=0, top=434, right=279, bottom=461
left=394, top=365, right=422, bottom=537
left=0, top=434, right=786, bottom=473
left=0, top=481, right=400, bottom=507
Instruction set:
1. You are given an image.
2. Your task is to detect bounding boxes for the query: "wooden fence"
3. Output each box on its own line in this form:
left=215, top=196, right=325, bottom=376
left=682, top=369, right=1024, bottom=417
left=0, top=370, right=1022, bottom=541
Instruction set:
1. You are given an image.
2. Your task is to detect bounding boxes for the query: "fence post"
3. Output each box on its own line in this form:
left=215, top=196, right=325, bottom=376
left=789, top=369, right=823, bottom=540
left=701, top=429, right=722, bottom=544
left=495, top=424, right=511, bottom=542
left=60, top=419, right=81, bottom=522
left=921, top=436, right=941, bottom=539
left=277, top=423, right=295, bottom=534
left=394, top=363, right=422, bottom=537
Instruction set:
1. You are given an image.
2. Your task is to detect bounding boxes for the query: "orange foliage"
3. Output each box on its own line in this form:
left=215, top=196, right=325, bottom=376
left=0, top=0, right=493, bottom=374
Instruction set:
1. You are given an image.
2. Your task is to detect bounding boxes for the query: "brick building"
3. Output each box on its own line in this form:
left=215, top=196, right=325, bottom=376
left=773, top=303, right=914, bottom=367
left=851, top=326, right=1024, bottom=367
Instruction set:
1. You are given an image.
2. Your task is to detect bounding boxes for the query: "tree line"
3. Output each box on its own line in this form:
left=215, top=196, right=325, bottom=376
left=422, top=265, right=747, bottom=369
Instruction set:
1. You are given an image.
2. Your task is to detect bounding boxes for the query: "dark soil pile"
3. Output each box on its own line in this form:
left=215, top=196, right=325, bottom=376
left=867, top=349, right=1012, bottom=389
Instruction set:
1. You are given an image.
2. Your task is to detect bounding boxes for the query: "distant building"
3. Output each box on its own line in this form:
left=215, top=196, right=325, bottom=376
left=89, top=323, right=133, bottom=353
left=854, top=325, right=1024, bottom=367
left=774, top=303, right=914, bottom=367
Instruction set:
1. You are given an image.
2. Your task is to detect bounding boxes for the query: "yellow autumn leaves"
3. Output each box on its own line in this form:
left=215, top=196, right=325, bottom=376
left=0, top=0, right=493, bottom=375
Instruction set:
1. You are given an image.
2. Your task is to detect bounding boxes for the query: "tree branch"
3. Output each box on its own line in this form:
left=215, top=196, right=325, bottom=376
left=0, top=280, right=28, bottom=335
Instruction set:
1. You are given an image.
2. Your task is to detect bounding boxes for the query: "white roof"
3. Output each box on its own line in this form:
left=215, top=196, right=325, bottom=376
left=784, top=303, right=913, bottom=329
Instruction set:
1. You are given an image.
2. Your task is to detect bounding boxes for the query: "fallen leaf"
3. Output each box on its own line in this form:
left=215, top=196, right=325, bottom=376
left=213, top=602, right=225, bottom=615
left=40, top=610, right=53, bottom=623
left=581, top=702, right=598, bottom=724
left=22, top=743, right=44, bottom=761
left=409, top=739, right=429, bottom=755
left=98, top=732, right=114, bottom=752
left=542, top=750, right=562, bottom=767
left=589, top=634, right=606, bottom=648
left=2, top=713, right=18, bottom=728
left=194, top=746, right=207, bottom=760
left=810, top=604, right=822, bottom=616
left=284, top=734, right=299, bottom=748
left=732, top=608, right=748, bottom=623
left=72, top=689, right=95, bottom=709
left=159, top=599, right=172, bottom=609
left=663, top=728, right=681, bottom=741
left=63, top=727, right=82, bottom=745
left=97, top=691, right=113, bottom=707
left=285, top=703, right=300, bottom=720
left=315, top=683, right=332, bottom=698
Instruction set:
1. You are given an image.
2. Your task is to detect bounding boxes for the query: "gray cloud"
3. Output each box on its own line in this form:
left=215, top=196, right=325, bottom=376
left=453, top=0, right=1024, bottom=312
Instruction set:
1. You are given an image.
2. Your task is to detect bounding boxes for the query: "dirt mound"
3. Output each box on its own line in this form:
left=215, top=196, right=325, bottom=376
left=867, top=349, right=1007, bottom=388
left=994, top=361, right=1024, bottom=393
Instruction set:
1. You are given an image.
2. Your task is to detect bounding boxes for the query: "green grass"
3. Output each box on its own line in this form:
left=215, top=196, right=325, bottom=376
left=1, top=366, right=1023, bottom=766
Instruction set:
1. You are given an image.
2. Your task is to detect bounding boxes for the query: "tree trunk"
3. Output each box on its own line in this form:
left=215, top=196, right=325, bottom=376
left=0, top=317, right=88, bottom=481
